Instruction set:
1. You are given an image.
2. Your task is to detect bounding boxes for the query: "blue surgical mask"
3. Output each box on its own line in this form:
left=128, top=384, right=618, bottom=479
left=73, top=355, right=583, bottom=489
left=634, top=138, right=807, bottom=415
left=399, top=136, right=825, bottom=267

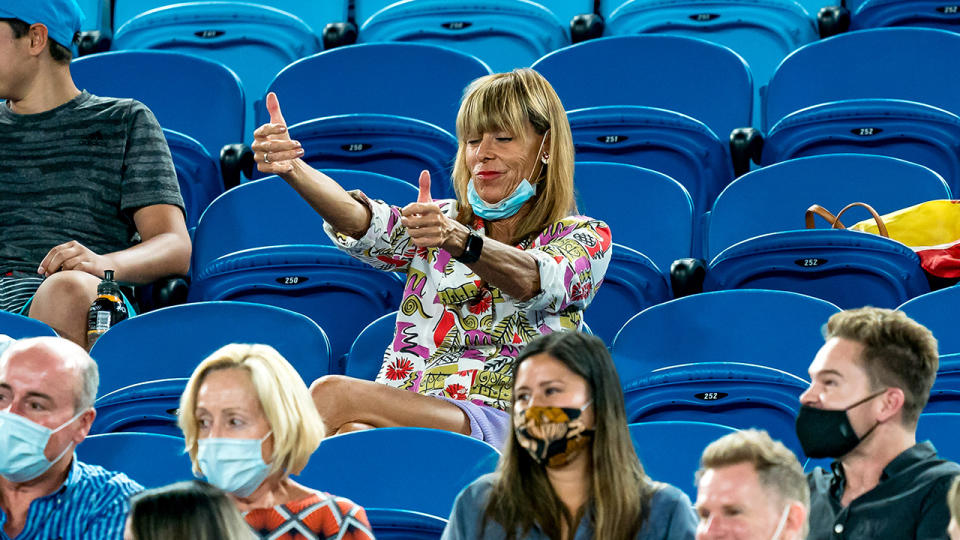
left=0, top=408, right=86, bottom=483
left=467, top=130, right=549, bottom=220
left=197, top=432, right=273, bottom=498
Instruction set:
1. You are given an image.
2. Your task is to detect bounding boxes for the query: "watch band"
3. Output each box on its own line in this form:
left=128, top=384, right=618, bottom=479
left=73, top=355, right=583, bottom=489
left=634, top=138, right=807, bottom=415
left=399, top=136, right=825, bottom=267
left=454, top=231, right=483, bottom=264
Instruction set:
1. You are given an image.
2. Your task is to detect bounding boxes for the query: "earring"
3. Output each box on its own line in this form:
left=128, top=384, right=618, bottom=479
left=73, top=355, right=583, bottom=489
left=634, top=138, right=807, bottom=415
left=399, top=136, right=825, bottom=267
left=541, top=153, right=549, bottom=164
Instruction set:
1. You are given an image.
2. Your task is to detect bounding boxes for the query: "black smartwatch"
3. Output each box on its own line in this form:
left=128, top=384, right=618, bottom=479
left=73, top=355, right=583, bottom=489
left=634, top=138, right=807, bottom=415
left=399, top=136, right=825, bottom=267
left=454, top=231, right=483, bottom=264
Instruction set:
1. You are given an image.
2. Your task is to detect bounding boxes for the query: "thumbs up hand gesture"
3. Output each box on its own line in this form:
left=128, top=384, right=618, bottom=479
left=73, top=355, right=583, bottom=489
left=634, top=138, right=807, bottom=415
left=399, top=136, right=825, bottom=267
left=401, top=170, right=463, bottom=250
left=251, top=92, right=304, bottom=174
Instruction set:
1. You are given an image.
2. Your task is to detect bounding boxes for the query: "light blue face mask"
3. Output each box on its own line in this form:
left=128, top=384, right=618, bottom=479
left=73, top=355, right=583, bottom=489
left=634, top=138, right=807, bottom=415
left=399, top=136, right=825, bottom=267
left=197, top=432, right=273, bottom=498
left=467, top=130, right=548, bottom=220
left=0, top=408, right=86, bottom=483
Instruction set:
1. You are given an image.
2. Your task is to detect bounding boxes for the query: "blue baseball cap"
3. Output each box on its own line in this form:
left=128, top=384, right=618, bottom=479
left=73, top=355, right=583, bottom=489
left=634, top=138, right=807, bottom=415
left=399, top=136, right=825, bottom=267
left=0, top=0, right=85, bottom=49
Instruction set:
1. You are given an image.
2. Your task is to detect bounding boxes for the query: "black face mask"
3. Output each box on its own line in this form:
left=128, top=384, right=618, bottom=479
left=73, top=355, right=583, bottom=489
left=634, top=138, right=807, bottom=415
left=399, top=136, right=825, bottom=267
left=795, top=389, right=887, bottom=459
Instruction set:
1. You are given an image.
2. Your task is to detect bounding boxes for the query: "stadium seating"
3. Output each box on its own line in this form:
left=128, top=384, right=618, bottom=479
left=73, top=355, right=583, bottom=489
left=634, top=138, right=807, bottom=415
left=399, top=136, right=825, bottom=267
left=189, top=172, right=411, bottom=363
left=346, top=311, right=395, bottom=382
left=629, top=421, right=738, bottom=500
left=77, top=0, right=109, bottom=33
left=259, top=42, right=491, bottom=136
left=163, top=129, right=222, bottom=231
left=0, top=311, right=58, bottom=339
left=533, top=35, right=750, bottom=213
left=113, top=2, right=322, bottom=138
left=916, top=412, right=960, bottom=463
left=71, top=50, right=246, bottom=161
left=613, top=290, right=839, bottom=381
left=622, top=362, right=810, bottom=459
left=587, top=244, right=672, bottom=345
left=357, top=0, right=594, bottom=27
left=850, top=1, right=960, bottom=32
left=294, top=428, right=500, bottom=518
left=574, top=162, right=694, bottom=273
left=91, top=378, right=188, bottom=435
left=705, top=154, right=953, bottom=260
left=603, top=0, right=818, bottom=126
left=358, top=0, right=570, bottom=72
left=899, top=286, right=960, bottom=356
left=365, top=509, right=447, bottom=539
left=76, top=432, right=194, bottom=488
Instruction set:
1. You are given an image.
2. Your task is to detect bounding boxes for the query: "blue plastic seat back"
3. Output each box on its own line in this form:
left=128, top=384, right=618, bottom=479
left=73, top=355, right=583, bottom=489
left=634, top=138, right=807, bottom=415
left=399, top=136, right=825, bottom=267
left=114, top=2, right=322, bottom=139
left=899, top=286, right=960, bottom=356
left=358, top=0, right=569, bottom=72
left=71, top=50, right=245, bottom=159
left=90, top=301, right=332, bottom=394
left=115, top=0, right=349, bottom=36
left=916, top=413, right=960, bottom=463
left=91, top=378, right=189, bottom=436
left=163, top=129, right=222, bottom=231
left=613, top=290, right=839, bottom=381
left=346, top=311, right=396, bottom=381
left=357, top=0, right=594, bottom=26
left=574, top=162, right=693, bottom=272
left=78, top=0, right=109, bottom=31
left=930, top=355, right=960, bottom=415
left=533, top=35, right=752, bottom=143
left=587, top=243, right=671, bottom=346
left=294, top=428, right=500, bottom=518
left=261, top=42, right=491, bottom=135
left=623, top=362, right=810, bottom=459
left=850, top=1, right=960, bottom=32
left=0, top=312, right=58, bottom=339
left=276, top=115, right=457, bottom=199
left=704, top=229, right=931, bottom=308
left=707, top=154, right=953, bottom=260
left=364, top=509, right=447, bottom=539
left=629, top=421, right=738, bottom=501
left=76, top=433, right=194, bottom=487
left=766, top=27, right=960, bottom=130
left=604, top=0, right=818, bottom=126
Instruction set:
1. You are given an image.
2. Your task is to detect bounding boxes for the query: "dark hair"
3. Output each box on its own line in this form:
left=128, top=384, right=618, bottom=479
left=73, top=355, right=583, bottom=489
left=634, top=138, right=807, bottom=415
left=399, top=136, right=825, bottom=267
left=484, top=331, right=654, bottom=540
left=0, top=18, right=74, bottom=64
left=128, top=480, right=254, bottom=540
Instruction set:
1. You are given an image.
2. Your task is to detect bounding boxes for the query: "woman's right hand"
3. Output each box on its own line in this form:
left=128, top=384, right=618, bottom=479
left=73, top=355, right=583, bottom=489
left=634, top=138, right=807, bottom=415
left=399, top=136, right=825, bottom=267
left=251, top=92, right=304, bottom=175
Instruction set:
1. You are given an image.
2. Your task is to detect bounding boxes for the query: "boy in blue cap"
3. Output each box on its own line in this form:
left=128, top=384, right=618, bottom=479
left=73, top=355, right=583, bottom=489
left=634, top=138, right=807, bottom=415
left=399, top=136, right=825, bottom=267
left=0, top=0, right=191, bottom=349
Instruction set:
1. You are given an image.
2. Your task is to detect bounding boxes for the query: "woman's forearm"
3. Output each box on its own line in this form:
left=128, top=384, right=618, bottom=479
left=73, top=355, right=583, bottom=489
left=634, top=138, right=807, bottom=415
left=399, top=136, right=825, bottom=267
left=282, top=160, right=372, bottom=239
left=444, top=223, right=541, bottom=301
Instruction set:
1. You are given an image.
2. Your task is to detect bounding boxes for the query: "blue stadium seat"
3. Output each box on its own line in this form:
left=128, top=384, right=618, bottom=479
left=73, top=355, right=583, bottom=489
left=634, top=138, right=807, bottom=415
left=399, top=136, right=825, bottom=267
left=76, top=433, right=194, bottom=488
left=113, top=2, right=322, bottom=139
left=705, top=154, right=953, bottom=260
left=623, top=362, right=810, bottom=459
left=115, top=0, right=349, bottom=37
left=71, top=50, right=246, bottom=160
left=268, top=114, right=457, bottom=198
left=587, top=243, right=671, bottom=346
left=358, top=0, right=569, bottom=72
left=899, top=285, right=960, bottom=356
left=629, top=421, right=738, bottom=500
left=916, top=413, right=960, bottom=463
left=346, top=311, right=396, bottom=382
left=0, top=312, right=58, bottom=339
left=163, top=129, right=222, bottom=231
left=574, top=162, right=693, bottom=273
left=850, top=1, right=960, bottom=32
left=604, top=0, right=818, bottom=126
left=930, top=354, right=960, bottom=414
left=259, top=42, right=491, bottom=137
left=189, top=172, right=410, bottom=363
left=294, top=428, right=500, bottom=518
left=533, top=35, right=750, bottom=213
left=704, top=230, right=930, bottom=309
left=365, top=509, right=446, bottom=539
left=613, top=290, right=840, bottom=381
left=91, top=378, right=188, bottom=436
left=357, top=0, right=594, bottom=27
left=77, top=0, right=109, bottom=32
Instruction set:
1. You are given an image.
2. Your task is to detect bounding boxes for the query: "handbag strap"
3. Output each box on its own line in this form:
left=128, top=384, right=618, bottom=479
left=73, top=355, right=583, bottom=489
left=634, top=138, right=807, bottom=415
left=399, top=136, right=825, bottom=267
left=805, top=204, right=846, bottom=230
left=834, top=202, right=889, bottom=238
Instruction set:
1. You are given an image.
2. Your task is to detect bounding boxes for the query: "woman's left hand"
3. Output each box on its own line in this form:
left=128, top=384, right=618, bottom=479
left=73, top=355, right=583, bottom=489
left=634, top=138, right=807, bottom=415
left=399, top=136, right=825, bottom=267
left=401, top=171, right=466, bottom=252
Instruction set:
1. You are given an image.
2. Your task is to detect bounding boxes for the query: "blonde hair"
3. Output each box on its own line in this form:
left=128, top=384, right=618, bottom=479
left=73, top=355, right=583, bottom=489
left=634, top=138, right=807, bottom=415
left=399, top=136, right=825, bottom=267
left=948, top=476, right=960, bottom=524
left=178, top=344, right=324, bottom=477
left=452, top=68, right=576, bottom=245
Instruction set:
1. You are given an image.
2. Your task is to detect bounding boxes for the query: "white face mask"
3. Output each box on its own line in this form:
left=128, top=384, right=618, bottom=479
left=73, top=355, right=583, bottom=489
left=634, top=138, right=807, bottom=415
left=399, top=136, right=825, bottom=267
left=769, top=504, right=791, bottom=540
left=0, top=408, right=86, bottom=483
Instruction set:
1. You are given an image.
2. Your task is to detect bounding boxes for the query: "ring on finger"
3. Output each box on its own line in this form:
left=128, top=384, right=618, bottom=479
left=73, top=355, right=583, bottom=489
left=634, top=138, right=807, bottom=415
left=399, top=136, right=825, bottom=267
left=263, top=152, right=271, bottom=164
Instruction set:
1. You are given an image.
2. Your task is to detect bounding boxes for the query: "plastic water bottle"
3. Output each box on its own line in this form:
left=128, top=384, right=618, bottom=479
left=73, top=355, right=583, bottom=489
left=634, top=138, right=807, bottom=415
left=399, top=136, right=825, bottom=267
left=86, top=270, right=128, bottom=347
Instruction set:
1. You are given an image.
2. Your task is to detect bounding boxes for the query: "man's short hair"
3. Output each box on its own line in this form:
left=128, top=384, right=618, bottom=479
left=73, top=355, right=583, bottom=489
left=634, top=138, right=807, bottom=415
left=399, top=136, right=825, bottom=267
left=75, top=352, right=98, bottom=412
left=0, top=18, right=75, bottom=64
left=698, top=429, right=809, bottom=530
left=825, top=307, right=938, bottom=426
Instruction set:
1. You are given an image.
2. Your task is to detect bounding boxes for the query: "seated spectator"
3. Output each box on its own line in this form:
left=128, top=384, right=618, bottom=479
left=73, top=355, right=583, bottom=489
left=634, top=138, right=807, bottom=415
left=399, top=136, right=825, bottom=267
left=798, top=307, right=960, bottom=539
left=252, top=68, right=611, bottom=447
left=443, top=332, right=696, bottom=539
left=0, top=336, right=142, bottom=538
left=178, top=344, right=373, bottom=539
left=695, top=429, right=808, bottom=540
left=0, top=0, right=190, bottom=348
left=949, top=476, right=960, bottom=540
left=124, top=480, right=254, bottom=540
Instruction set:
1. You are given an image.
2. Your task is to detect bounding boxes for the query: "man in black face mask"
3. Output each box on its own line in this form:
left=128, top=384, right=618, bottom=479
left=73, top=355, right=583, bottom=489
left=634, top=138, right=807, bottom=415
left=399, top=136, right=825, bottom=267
left=797, top=307, right=960, bottom=539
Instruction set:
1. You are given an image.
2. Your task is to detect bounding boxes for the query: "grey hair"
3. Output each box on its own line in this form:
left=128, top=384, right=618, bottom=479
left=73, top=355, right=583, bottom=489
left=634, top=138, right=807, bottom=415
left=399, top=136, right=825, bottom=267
left=75, top=353, right=99, bottom=412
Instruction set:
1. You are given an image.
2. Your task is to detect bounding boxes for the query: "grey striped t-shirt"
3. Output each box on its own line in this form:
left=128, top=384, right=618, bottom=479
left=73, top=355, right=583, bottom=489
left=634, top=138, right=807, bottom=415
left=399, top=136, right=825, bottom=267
left=0, top=91, right=184, bottom=274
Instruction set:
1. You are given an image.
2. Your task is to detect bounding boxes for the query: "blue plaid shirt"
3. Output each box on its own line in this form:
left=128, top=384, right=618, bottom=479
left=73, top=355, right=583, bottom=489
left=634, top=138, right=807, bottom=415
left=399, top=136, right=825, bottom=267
left=0, top=455, right=143, bottom=539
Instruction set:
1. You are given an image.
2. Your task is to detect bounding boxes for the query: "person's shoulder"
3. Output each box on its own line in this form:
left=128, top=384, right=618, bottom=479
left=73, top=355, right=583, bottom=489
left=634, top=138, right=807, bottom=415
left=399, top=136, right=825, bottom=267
left=73, top=459, right=144, bottom=501
left=458, top=472, right=498, bottom=504
left=79, top=93, right=157, bottom=121
left=647, top=481, right=693, bottom=510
